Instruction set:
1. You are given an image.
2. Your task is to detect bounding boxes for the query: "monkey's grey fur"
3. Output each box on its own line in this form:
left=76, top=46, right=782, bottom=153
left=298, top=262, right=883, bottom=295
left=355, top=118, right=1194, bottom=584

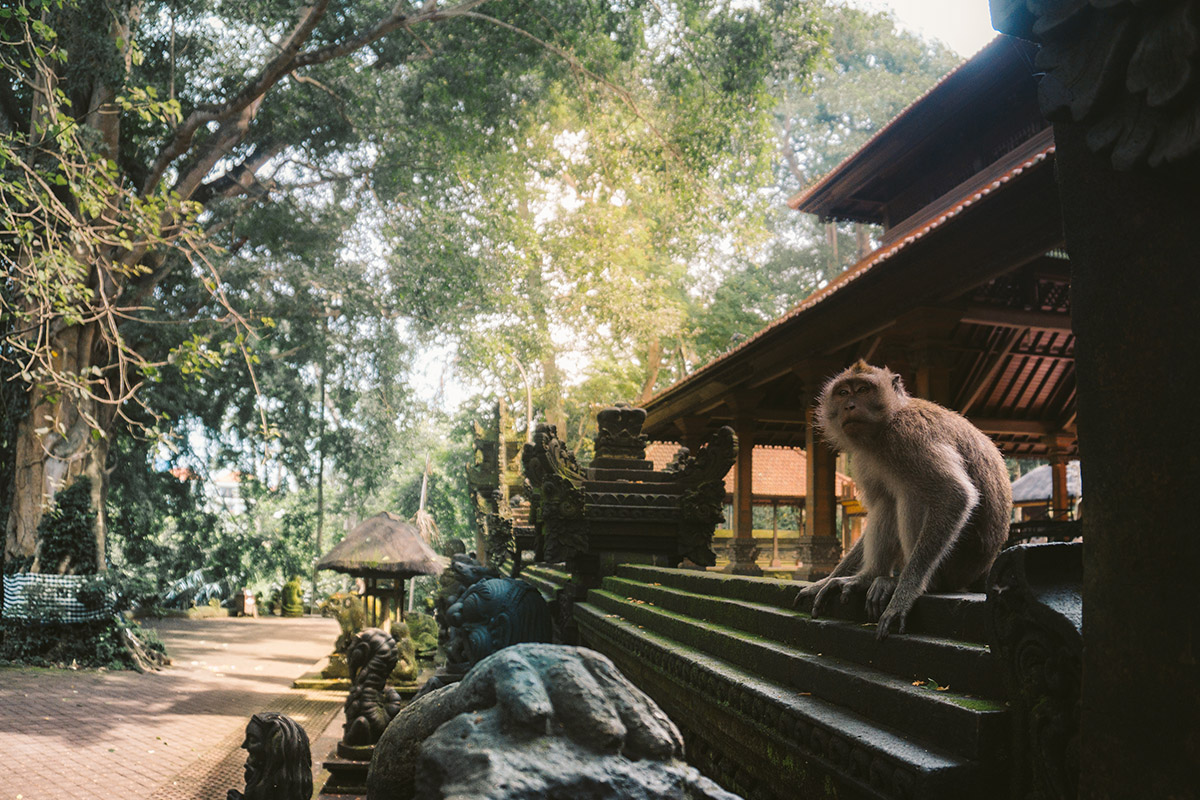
left=794, top=361, right=1011, bottom=640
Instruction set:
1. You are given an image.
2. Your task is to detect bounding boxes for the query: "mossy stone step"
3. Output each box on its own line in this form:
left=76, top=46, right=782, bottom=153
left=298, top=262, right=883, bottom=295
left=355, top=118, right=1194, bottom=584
left=575, top=602, right=1001, bottom=800
left=616, top=564, right=990, bottom=643
left=586, top=588, right=1006, bottom=761
left=600, top=575, right=1001, bottom=697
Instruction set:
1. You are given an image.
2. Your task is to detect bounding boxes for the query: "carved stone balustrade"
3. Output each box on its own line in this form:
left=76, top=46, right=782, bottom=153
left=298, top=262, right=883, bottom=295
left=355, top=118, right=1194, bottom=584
left=986, top=542, right=1082, bottom=800
left=522, top=404, right=737, bottom=590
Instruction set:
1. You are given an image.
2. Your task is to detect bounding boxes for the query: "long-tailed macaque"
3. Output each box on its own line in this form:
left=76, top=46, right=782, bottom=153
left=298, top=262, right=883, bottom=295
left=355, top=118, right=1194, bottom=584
left=794, top=361, right=1011, bottom=640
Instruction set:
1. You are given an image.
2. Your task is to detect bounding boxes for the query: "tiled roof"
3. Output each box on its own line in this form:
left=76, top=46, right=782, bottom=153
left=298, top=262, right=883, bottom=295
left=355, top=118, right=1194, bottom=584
left=647, top=139, right=1056, bottom=410
left=645, top=443, right=853, bottom=501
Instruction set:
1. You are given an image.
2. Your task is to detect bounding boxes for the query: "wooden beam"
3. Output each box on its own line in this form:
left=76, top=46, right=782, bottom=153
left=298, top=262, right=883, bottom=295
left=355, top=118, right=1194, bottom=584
left=958, top=328, right=1023, bottom=414
left=960, top=305, right=1073, bottom=332
left=968, top=417, right=1054, bottom=436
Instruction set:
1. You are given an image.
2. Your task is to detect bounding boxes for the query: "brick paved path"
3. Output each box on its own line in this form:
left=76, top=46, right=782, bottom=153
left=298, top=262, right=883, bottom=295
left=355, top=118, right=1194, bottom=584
left=0, top=615, right=342, bottom=800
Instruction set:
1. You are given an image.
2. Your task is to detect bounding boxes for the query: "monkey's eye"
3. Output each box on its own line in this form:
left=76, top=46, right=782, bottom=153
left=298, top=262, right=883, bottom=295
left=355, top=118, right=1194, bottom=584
left=837, top=387, right=850, bottom=397
left=855, top=385, right=870, bottom=394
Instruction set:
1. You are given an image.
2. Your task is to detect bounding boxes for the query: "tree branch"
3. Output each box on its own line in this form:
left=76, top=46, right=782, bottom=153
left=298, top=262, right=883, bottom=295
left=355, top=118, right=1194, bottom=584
left=142, top=1, right=333, bottom=197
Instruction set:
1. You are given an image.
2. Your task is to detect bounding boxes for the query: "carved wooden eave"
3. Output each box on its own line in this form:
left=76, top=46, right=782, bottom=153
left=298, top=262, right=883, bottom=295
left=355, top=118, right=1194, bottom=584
left=522, top=406, right=738, bottom=571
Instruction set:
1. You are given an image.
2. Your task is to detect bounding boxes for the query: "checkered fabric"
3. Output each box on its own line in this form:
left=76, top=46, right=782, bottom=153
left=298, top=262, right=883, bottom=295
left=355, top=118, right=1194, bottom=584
left=2, top=573, right=115, bottom=623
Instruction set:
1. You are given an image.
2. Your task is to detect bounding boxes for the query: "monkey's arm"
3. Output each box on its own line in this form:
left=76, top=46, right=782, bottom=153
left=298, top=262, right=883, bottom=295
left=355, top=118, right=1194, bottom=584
left=876, top=462, right=979, bottom=640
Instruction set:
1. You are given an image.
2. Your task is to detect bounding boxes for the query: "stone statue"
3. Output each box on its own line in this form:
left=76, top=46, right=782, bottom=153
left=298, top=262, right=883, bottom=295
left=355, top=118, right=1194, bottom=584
left=387, top=620, right=419, bottom=683
left=433, top=552, right=498, bottom=645
left=227, top=711, right=312, bottom=800
left=366, top=644, right=741, bottom=800
left=280, top=576, right=304, bottom=618
left=342, top=628, right=403, bottom=748
left=443, top=576, right=551, bottom=671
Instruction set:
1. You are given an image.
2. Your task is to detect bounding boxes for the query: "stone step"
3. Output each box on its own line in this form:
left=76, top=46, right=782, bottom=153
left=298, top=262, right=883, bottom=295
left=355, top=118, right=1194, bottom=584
left=585, top=478, right=686, bottom=494
left=615, top=564, right=990, bottom=643
left=600, top=576, right=1001, bottom=698
left=575, top=603, right=1001, bottom=800
left=521, top=564, right=570, bottom=599
left=586, top=588, right=1006, bottom=762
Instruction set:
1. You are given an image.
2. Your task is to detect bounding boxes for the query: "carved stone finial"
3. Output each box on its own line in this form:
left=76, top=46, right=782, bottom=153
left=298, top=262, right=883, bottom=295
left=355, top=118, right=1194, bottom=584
left=674, top=427, right=738, bottom=566
left=227, top=712, right=312, bottom=800
left=593, top=403, right=649, bottom=460
left=521, top=424, right=587, bottom=561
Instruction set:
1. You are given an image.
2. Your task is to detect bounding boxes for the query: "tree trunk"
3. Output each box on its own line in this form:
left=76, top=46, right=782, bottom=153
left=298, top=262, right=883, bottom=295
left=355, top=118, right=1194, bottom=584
left=5, top=321, right=113, bottom=573
left=637, top=337, right=663, bottom=406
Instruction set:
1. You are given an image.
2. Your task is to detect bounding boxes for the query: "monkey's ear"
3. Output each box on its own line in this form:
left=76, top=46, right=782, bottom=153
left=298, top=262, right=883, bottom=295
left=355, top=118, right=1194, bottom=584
left=891, top=372, right=907, bottom=397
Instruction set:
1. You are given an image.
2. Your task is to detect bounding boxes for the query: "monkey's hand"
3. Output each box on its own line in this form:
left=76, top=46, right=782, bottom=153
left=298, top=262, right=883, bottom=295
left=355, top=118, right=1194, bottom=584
left=865, top=576, right=897, bottom=623
left=875, top=592, right=915, bottom=641
left=798, top=575, right=870, bottom=619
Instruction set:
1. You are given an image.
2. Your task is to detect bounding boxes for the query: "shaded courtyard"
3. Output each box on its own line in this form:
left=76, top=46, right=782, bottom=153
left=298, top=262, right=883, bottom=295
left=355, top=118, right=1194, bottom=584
left=0, top=616, right=340, bottom=800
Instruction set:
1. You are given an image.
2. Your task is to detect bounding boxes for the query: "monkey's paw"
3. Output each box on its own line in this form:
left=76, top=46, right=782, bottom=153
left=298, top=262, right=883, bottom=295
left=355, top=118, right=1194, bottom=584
left=875, top=597, right=912, bottom=641
left=865, top=576, right=897, bottom=622
left=806, top=575, right=869, bottom=619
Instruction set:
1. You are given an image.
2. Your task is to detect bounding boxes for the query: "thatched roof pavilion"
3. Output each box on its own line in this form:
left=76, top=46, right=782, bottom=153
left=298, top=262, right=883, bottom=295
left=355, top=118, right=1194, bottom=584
left=317, top=511, right=447, bottom=624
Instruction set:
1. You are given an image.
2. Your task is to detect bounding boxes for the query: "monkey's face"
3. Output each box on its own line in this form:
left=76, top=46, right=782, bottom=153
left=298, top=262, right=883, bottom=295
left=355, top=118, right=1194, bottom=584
left=828, top=379, right=886, bottom=436
left=817, top=363, right=905, bottom=447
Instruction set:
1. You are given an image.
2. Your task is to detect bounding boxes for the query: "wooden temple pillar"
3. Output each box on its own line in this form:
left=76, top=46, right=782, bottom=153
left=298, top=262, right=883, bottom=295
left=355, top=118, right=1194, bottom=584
left=990, top=3, right=1200, bottom=796
left=1044, top=433, right=1074, bottom=520
left=725, top=416, right=762, bottom=576
left=795, top=405, right=841, bottom=581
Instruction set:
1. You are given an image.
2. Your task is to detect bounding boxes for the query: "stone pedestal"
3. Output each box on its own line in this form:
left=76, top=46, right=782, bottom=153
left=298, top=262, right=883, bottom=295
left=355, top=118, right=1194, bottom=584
left=791, top=535, right=842, bottom=582
left=321, top=746, right=372, bottom=796
left=722, top=536, right=762, bottom=576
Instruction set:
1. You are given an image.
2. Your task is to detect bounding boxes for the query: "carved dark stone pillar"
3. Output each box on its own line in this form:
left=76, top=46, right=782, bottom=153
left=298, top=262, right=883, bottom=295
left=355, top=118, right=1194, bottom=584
left=990, top=3, right=1200, bottom=796
left=987, top=543, right=1082, bottom=800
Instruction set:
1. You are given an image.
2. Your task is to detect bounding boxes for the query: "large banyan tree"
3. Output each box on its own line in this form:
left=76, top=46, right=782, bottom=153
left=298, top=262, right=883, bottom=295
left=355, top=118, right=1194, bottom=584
left=0, top=0, right=826, bottom=575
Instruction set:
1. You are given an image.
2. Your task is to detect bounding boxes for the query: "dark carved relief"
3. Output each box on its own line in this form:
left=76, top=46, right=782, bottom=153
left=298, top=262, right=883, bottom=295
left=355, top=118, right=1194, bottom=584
left=522, top=424, right=588, bottom=561
left=1013, top=0, right=1200, bottom=169
left=443, top=576, right=553, bottom=672
left=670, top=426, right=738, bottom=566
left=986, top=543, right=1082, bottom=800
left=593, top=403, right=649, bottom=459
left=342, top=628, right=403, bottom=749
left=227, top=712, right=313, bottom=800
left=524, top=411, right=736, bottom=571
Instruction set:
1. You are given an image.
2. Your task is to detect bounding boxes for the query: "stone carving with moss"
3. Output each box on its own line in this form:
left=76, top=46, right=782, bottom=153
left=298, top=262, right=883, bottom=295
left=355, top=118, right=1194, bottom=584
left=280, top=577, right=304, bottom=617
left=227, top=711, right=312, bottom=800
left=342, top=628, right=403, bottom=750
left=387, top=621, right=418, bottom=683
left=367, top=644, right=741, bottom=800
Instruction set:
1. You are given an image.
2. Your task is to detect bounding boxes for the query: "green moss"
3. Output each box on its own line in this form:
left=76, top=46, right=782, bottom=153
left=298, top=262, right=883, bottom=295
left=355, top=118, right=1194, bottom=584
left=943, top=695, right=1005, bottom=712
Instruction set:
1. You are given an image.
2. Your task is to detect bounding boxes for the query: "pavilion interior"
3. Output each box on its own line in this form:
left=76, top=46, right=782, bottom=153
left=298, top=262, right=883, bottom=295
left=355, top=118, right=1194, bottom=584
left=642, top=36, right=1079, bottom=544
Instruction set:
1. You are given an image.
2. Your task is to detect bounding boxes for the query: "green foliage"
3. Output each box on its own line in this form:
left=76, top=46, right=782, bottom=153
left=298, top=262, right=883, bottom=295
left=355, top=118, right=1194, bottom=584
left=0, top=616, right=166, bottom=670
left=406, top=612, right=439, bottom=654
left=35, top=478, right=97, bottom=574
